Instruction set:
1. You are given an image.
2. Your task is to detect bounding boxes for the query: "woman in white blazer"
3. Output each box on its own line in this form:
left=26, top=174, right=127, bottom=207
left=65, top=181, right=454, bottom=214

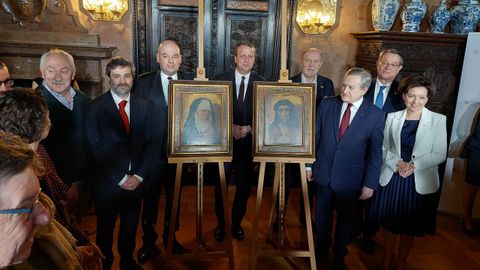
left=370, top=74, right=447, bottom=270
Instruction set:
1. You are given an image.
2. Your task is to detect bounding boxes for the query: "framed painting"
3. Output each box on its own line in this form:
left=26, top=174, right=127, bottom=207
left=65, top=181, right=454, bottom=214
left=253, top=82, right=315, bottom=158
left=168, top=80, right=232, bottom=157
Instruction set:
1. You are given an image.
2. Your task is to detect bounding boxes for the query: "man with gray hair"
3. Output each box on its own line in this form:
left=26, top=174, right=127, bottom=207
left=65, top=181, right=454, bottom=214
left=36, top=49, right=90, bottom=219
left=291, top=48, right=335, bottom=109
left=306, top=68, right=385, bottom=269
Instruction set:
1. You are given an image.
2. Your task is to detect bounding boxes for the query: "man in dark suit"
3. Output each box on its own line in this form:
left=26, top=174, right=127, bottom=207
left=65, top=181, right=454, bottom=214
left=213, top=42, right=265, bottom=241
left=307, top=68, right=385, bottom=269
left=359, top=48, right=405, bottom=253
left=288, top=48, right=335, bottom=227
left=134, top=39, right=194, bottom=262
left=84, top=56, right=159, bottom=270
left=291, top=48, right=335, bottom=108
left=364, top=48, right=405, bottom=113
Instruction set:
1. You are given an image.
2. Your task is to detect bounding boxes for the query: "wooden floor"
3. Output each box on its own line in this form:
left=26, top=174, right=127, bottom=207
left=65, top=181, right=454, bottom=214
left=81, top=186, right=480, bottom=270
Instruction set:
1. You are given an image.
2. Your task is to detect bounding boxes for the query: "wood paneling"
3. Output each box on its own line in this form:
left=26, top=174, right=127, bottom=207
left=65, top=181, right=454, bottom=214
left=133, top=0, right=293, bottom=80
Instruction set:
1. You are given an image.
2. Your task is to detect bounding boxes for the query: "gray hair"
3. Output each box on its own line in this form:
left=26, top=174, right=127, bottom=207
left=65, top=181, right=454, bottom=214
left=378, top=48, right=404, bottom=65
left=302, top=48, right=323, bottom=60
left=39, top=49, right=76, bottom=74
left=344, top=67, right=372, bottom=89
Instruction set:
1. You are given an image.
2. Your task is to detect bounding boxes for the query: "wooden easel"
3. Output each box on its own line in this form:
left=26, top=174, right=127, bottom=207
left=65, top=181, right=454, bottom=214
left=248, top=157, right=316, bottom=270
left=164, top=156, right=235, bottom=270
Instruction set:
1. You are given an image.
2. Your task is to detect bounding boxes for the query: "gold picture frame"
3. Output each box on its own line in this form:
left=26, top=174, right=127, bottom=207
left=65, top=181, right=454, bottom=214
left=254, top=82, right=315, bottom=158
left=168, top=80, right=232, bottom=157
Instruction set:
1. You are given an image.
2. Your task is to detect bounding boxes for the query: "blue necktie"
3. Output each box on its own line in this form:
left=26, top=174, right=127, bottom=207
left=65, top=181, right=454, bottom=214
left=375, top=85, right=387, bottom=109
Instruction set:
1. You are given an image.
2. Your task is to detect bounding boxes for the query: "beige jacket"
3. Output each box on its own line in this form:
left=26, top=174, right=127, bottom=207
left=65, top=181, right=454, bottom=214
left=380, top=107, right=447, bottom=194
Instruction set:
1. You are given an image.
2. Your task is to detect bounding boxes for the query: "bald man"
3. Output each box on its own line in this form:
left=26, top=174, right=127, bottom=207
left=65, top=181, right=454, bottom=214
left=134, top=39, right=194, bottom=263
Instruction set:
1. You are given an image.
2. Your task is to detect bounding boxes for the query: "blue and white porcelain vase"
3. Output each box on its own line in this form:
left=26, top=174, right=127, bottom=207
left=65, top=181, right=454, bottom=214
left=430, top=0, right=451, bottom=33
left=372, top=0, right=401, bottom=31
left=449, top=0, right=480, bottom=34
left=401, top=0, right=427, bottom=32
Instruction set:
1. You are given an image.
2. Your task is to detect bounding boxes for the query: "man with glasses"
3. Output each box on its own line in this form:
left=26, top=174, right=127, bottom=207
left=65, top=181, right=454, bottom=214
left=0, top=61, right=14, bottom=92
left=358, top=48, right=405, bottom=254
left=365, top=48, right=405, bottom=113
left=0, top=131, right=51, bottom=268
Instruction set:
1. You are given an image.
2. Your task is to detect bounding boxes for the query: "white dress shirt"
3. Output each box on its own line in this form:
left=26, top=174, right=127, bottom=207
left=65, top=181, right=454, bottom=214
left=161, top=71, right=178, bottom=105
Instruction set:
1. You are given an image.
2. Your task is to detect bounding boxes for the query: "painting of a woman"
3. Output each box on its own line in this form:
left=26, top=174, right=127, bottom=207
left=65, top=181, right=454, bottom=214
left=182, top=97, right=221, bottom=145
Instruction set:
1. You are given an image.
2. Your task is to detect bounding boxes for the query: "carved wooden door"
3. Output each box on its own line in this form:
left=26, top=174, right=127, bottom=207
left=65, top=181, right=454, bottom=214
left=134, top=0, right=293, bottom=80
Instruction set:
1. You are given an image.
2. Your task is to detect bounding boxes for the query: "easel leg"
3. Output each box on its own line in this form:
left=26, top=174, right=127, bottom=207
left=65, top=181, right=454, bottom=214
left=164, top=162, right=183, bottom=270
left=248, top=161, right=267, bottom=270
left=278, top=162, right=286, bottom=246
left=267, top=162, right=280, bottom=240
left=300, top=162, right=316, bottom=270
left=218, top=161, right=235, bottom=269
left=196, top=162, right=205, bottom=248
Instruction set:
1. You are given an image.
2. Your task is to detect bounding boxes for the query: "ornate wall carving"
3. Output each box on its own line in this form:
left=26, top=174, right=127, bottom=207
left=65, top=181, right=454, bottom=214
left=164, top=14, right=198, bottom=74
left=352, top=31, right=467, bottom=140
left=0, top=0, right=115, bottom=98
left=133, top=0, right=292, bottom=81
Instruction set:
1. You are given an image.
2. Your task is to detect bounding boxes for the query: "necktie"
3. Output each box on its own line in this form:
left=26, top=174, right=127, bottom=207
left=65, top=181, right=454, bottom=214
left=238, top=76, right=245, bottom=111
left=165, top=77, right=172, bottom=104
left=338, top=103, right=352, bottom=140
left=119, top=100, right=129, bottom=134
left=375, top=85, right=387, bottom=109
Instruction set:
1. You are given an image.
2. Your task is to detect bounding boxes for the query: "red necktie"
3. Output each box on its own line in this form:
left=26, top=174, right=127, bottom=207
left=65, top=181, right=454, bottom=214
left=338, top=103, right=352, bottom=140
left=119, top=100, right=129, bottom=134
left=238, top=76, right=245, bottom=112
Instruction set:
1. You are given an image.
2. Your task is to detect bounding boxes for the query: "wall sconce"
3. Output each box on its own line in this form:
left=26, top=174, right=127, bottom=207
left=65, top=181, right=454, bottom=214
left=83, top=0, right=128, bottom=22
left=296, top=0, right=338, bottom=34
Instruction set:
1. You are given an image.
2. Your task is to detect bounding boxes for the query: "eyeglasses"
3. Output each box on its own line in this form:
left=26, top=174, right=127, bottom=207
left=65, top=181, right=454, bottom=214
left=0, top=78, right=14, bottom=87
left=379, top=61, right=401, bottom=68
left=0, top=189, right=41, bottom=221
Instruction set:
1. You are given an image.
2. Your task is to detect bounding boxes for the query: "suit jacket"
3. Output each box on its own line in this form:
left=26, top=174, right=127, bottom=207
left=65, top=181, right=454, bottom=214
left=365, top=79, right=405, bottom=114
left=84, top=91, right=160, bottom=199
left=313, top=96, right=385, bottom=193
left=214, top=70, right=265, bottom=159
left=133, top=70, right=194, bottom=160
left=380, top=108, right=447, bottom=194
left=291, top=73, right=335, bottom=109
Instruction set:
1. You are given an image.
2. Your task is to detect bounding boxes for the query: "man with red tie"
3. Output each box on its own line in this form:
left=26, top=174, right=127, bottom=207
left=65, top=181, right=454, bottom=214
left=306, top=68, right=385, bottom=269
left=84, top=56, right=161, bottom=270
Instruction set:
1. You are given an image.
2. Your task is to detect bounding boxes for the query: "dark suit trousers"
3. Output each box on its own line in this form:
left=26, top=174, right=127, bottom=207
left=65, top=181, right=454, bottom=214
left=163, top=164, right=183, bottom=239
left=315, top=185, right=359, bottom=259
left=356, top=197, right=380, bottom=240
left=214, top=156, right=254, bottom=229
left=140, top=171, right=163, bottom=247
left=95, top=192, right=141, bottom=270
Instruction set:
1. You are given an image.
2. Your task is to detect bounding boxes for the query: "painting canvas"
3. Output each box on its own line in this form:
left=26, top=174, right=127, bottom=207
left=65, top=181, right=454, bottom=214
left=168, top=80, right=232, bottom=157
left=254, top=82, right=315, bottom=158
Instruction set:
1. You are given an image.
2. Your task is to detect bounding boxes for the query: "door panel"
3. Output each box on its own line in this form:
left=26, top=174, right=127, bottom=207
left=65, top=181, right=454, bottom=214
left=134, top=0, right=292, bottom=80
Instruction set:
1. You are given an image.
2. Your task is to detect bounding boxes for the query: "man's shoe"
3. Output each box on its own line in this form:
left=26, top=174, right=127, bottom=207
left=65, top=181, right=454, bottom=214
left=163, top=237, right=185, bottom=254
left=232, top=226, right=245, bottom=241
left=120, top=259, right=144, bottom=270
left=137, top=245, right=160, bottom=264
left=214, top=226, right=226, bottom=242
